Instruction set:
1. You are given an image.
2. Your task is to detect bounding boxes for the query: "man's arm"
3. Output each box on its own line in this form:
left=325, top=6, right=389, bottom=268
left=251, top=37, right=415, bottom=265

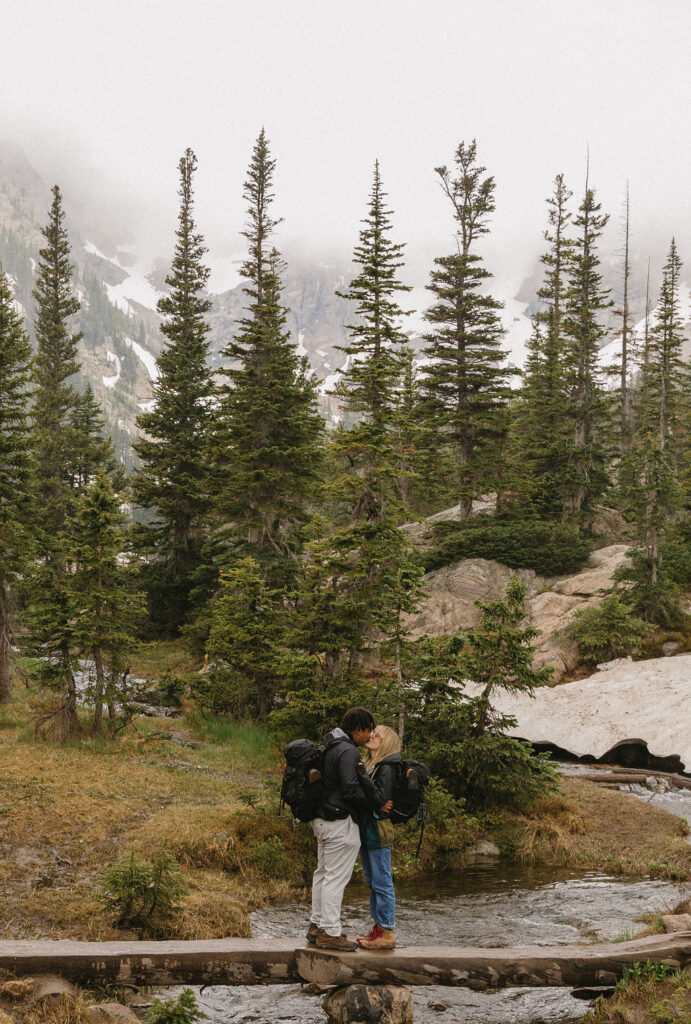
left=339, top=747, right=371, bottom=810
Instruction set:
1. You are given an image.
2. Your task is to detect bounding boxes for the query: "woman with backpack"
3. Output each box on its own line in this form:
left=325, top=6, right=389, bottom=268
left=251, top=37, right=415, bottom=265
left=356, top=725, right=402, bottom=951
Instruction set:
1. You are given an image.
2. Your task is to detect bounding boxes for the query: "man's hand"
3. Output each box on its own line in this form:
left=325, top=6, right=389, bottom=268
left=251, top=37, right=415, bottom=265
left=380, top=800, right=393, bottom=814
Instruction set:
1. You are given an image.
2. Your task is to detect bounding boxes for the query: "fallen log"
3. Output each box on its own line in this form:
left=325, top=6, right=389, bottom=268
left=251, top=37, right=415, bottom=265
left=296, top=932, right=691, bottom=990
left=0, top=932, right=689, bottom=990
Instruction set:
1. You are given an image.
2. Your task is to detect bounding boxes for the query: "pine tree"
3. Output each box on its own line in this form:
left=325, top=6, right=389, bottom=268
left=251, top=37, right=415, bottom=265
left=68, top=471, right=145, bottom=731
left=0, top=266, right=33, bottom=704
left=212, top=130, right=323, bottom=583
left=133, top=149, right=216, bottom=635
left=420, top=141, right=512, bottom=519
left=561, top=178, right=612, bottom=519
left=32, top=185, right=81, bottom=539
left=27, top=186, right=83, bottom=737
left=510, top=175, right=573, bottom=518
left=307, top=163, right=421, bottom=680
left=616, top=184, right=634, bottom=454
left=619, top=240, right=689, bottom=622
left=68, top=383, right=120, bottom=493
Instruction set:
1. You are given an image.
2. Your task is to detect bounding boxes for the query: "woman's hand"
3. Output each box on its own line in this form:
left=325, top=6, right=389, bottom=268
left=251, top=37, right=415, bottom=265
left=379, top=800, right=393, bottom=814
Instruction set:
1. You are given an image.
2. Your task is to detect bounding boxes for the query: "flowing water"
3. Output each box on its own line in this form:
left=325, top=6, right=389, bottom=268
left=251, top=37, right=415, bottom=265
left=159, top=863, right=689, bottom=1024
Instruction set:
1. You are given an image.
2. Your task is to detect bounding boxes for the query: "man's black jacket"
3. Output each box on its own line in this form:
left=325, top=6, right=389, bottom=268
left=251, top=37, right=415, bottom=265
left=319, top=728, right=370, bottom=821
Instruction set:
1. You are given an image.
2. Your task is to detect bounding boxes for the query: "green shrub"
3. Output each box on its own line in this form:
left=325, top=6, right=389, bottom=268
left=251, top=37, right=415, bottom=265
left=147, top=989, right=206, bottom=1024
left=247, top=835, right=287, bottom=876
left=568, top=593, right=655, bottom=664
left=422, top=518, right=592, bottom=576
left=98, top=851, right=187, bottom=934
left=158, top=670, right=187, bottom=707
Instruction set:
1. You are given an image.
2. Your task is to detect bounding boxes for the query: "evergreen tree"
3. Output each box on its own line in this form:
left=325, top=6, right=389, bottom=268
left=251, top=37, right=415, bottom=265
left=27, top=186, right=82, bottom=737
left=616, top=184, right=634, bottom=454
left=0, top=266, right=33, bottom=704
left=133, top=149, right=216, bottom=635
left=32, top=185, right=81, bottom=539
left=307, top=163, right=421, bottom=680
left=420, top=141, right=512, bottom=519
left=68, top=471, right=145, bottom=731
left=212, top=130, right=323, bottom=583
left=510, top=175, right=573, bottom=518
left=618, top=240, right=689, bottom=622
left=561, top=179, right=612, bottom=519
left=68, top=383, right=120, bottom=493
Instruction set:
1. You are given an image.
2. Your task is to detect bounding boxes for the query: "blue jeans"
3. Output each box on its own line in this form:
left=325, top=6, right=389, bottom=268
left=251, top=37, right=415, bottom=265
left=360, top=845, right=395, bottom=929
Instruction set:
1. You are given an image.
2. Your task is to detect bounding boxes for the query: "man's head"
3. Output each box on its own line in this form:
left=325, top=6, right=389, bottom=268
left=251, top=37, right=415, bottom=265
left=340, top=706, right=375, bottom=746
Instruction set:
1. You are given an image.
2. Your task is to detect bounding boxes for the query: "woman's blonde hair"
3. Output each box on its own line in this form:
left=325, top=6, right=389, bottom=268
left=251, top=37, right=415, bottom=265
left=364, top=724, right=402, bottom=768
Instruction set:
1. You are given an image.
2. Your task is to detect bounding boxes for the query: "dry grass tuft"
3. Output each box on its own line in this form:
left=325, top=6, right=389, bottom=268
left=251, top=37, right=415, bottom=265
left=25, top=994, right=87, bottom=1024
left=513, top=793, right=586, bottom=863
left=0, top=981, right=34, bottom=1002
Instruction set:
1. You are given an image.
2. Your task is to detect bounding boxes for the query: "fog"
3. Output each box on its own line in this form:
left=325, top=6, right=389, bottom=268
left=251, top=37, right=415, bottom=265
left=2, top=0, right=690, bottom=291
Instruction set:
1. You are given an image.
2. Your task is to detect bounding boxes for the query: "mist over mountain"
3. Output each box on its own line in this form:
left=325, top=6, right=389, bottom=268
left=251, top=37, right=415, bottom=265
left=2, top=141, right=690, bottom=466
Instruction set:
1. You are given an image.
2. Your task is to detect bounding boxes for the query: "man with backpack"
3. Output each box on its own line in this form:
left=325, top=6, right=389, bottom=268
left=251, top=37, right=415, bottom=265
left=306, top=706, right=387, bottom=952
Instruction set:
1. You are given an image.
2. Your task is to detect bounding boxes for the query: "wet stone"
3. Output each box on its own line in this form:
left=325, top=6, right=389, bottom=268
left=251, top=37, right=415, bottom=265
left=322, top=984, right=414, bottom=1024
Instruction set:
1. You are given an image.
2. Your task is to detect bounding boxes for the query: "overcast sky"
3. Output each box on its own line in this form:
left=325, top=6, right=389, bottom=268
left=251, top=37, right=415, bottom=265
left=2, top=0, right=690, bottom=290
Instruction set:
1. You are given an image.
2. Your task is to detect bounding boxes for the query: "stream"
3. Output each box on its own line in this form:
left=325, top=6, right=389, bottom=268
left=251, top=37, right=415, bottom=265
left=159, top=863, right=688, bottom=1024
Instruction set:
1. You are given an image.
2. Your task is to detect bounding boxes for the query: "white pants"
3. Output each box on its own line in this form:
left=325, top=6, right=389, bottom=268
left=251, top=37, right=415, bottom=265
left=310, top=816, right=361, bottom=936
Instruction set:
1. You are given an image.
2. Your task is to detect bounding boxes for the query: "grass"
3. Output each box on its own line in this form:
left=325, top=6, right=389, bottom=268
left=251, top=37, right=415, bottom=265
left=494, top=778, right=691, bottom=880
left=582, top=968, right=691, bottom=1023
left=2, top=673, right=690, bottom=943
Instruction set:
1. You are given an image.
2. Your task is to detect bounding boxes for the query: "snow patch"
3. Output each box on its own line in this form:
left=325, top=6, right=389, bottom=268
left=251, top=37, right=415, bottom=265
left=125, top=336, right=159, bottom=381
left=296, top=331, right=308, bottom=357
left=138, top=399, right=156, bottom=413
left=102, top=350, right=121, bottom=389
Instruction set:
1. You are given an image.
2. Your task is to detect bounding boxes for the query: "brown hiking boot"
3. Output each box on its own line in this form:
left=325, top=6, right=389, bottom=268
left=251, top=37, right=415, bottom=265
left=306, top=923, right=320, bottom=945
left=315, top=930, right=358, bottom=951
left=357, top=927, right=395, bottom=950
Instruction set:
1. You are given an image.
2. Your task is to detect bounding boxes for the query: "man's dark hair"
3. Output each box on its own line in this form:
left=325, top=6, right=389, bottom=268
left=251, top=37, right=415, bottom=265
left=340, top=706, right=375, bottom=736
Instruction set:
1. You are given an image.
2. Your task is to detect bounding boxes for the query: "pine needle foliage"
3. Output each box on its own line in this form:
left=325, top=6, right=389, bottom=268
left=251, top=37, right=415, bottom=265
left=213, top=130, right=323, bottom=584
left=133, top=149, right=216, bottom=635
left=27, top=187, right=83, bottom=737
left=510, top=174, right=573, bottom=518
left=0, top=265, right=33, bottom=704
left=561, top=180, right=612, bottom=520
left=420, top=141, right=513, bottom=519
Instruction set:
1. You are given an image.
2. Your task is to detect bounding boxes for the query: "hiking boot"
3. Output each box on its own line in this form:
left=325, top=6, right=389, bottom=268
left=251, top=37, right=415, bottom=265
left=306, top=923, right=320, bottom=945
left=356, top=924, right=382, bottom=945
left=315, top=930, right=358, bottom=951
left=357, top=927, right=395, bottom=950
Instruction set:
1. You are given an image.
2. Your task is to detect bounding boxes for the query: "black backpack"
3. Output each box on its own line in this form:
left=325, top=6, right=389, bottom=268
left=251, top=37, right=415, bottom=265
left=280, top=738, right=325, bottom=822
left=390, top=758, right=431, bottom=826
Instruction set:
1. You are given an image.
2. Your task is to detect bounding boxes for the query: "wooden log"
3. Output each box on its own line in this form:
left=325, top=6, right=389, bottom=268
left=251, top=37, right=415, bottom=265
left=295, top=932, right=691, bottom=991
left=0, top=939, right=301, bottom=987
left=1, top=933, right=689, bottom=990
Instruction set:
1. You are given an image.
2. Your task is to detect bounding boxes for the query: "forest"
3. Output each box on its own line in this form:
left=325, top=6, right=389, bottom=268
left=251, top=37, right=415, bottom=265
left=0, top=130, right=689, bottom=815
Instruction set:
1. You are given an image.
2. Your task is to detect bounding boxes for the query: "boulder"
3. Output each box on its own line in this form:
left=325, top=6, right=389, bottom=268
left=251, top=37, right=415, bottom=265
left=405, top=559, right=545, bottom=637
left=662, top=914, right=691, bottom=934
left=552, top=545, right=629, bottom=596
left=322, top=985, right=413, bottom=1024
left=86, top=1003, right=141, bottom=1024
left=31, top=976, right=78, bottom=1004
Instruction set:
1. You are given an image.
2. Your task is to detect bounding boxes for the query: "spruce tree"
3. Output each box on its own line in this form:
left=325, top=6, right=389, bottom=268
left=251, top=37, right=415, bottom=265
left=133, top=149, right=216, bottom=635
left=0, top=266, right=33, bottom=704
left=68, top=471, right=145, bottom=731
left=212, top=130, right=323, bottom=583
left=68, top=383, right=120, bottom=492
left=420, top=141, right=512, bottom=519
left=510, top=175, right=573, bottom=518
left=619, top=240, right=689, bottom=622
left=32, top=185, right=81, bottom=538
left=561, top=179, right=612, bottom=520
left=306, top=163, right=421, bottom=681
left=27, top=186, right=83, bottom=737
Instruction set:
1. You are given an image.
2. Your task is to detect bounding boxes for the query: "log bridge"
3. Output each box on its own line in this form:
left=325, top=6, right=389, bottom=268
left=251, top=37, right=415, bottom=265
left=0, top=932, right=690, bottom=991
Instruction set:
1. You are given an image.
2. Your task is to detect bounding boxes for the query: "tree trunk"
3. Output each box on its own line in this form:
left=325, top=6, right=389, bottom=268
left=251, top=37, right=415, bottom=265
left=0, top=580, right=13, bottom=705
left=93, top=647, right=105, bottom=733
